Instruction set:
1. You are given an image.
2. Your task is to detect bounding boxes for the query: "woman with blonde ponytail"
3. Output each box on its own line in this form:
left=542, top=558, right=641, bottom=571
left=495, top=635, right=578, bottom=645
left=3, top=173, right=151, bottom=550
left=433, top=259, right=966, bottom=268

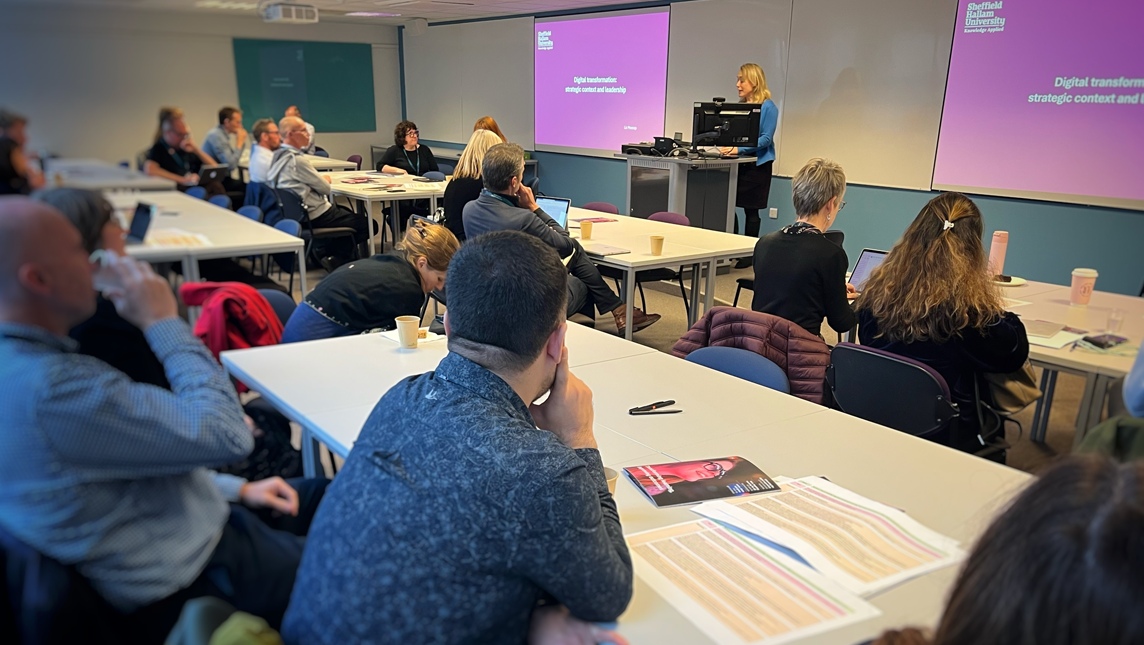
left=856, top=192, right=1028, bottom=452
left=281, top=220, right=460, bottom=342
left=720, top=63, right=779, bottom=268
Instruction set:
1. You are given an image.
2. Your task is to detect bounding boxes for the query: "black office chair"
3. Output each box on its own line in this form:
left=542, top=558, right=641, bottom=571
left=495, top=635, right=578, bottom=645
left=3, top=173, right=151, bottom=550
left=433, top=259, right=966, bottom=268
left=273, top=188, right=360, bottom=270
left=827, top=342, right=959, bottom=441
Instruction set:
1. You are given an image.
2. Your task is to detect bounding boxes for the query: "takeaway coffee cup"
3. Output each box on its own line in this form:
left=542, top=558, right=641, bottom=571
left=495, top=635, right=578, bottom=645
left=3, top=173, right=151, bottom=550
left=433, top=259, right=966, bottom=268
left=580, top=220, right=593, bottom=240
left=650, top=235, right=665, bottom=256
left=1070, top=268, right=1098, bottom=306
left=604, top=467, right=619, bottom=495
left=395, top=315, right=420, bottom=348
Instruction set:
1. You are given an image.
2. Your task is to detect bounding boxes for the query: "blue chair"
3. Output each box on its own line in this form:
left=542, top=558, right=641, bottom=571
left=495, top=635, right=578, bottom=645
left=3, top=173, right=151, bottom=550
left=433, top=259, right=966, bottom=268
left=273, top=219, right=302, bottom=294
left=313, top=147, right=330, bottom=158
left=118, top=160, right=129, bottom=168
left=685, top=346, right=790, bottom=393
left=236, top=205, right=263, bottom=222
left=209, top=194, right=232, bottom=210
left=185, top=186, right=207, bottom=200
left=423, top=171, right=446, bottom=181
left=527, top=176, right=540, bottom=195
left=258, top=289, right=297, bottom=326
left=437, top=163, right=455, bottom=175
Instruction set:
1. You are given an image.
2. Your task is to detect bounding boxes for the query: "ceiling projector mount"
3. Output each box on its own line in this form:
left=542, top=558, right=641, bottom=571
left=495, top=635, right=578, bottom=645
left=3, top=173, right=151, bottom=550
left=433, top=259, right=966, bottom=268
left=259, top=2, right=320, bottom=23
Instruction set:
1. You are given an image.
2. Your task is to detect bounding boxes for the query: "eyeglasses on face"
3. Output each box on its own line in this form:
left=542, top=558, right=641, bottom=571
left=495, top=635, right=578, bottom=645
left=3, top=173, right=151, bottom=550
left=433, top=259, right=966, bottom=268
left=703, top=461, right=728, bottom=479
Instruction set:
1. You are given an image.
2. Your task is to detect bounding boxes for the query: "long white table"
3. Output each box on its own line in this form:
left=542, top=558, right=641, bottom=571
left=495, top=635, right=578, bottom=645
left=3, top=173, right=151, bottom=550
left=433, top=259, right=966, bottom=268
left=568, top=206, right=757, bottom=338
left=220, top=323, right=1030, bottom=644
left=46, top=158, right=176, bottom=191
left=326, top=171, right=448, bottom=254
left=104, top=191, right=307, bottom=304
left=1003, top=280, right=1143, bottom=444
left=239, top=154, right=357, bottom=180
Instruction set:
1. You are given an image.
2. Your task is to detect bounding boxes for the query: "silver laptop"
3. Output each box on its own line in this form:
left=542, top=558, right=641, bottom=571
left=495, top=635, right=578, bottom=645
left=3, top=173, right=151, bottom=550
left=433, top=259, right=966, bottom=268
left=536, top=196, right=571, bottom=228
left=849, top=249, right=888, bottom=293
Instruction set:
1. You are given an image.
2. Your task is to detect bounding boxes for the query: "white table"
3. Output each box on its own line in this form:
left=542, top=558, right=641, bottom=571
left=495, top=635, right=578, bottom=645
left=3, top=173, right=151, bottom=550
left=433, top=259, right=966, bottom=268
left=220, top=323, right=1030, bottom=644
left=238, top=154, right=357, bottom=181
left=223, top=323, right=657, bottom=476
left=568, top=206, right=757, bottom=339
left=1004, top=280, right=1143, bottom=445
left=326, top=172, right=448, bottom=254
left=104, top=191, right=307, bottom=310
left=46, top=158, right=176, bottom=191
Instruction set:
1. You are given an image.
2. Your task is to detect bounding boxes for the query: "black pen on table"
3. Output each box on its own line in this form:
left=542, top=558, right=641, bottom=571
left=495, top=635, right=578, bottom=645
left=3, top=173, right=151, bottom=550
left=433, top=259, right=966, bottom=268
left=629, top=400, right=679, bottom=415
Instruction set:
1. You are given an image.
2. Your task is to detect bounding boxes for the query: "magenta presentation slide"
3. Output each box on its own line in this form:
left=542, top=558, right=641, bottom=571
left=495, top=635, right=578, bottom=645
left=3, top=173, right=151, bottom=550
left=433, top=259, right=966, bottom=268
left=933, top=0, right=1143, bottom=207
left=534, top=11, right=669, bottom=154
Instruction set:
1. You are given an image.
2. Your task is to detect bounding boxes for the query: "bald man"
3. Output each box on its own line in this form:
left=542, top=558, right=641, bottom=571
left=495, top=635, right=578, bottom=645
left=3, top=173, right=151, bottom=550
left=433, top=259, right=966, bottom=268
left=284, top=105, right=316, bottom=153
left=267, top=116, right=369, bottom=267
left=0, top=197, right=308, bottom=639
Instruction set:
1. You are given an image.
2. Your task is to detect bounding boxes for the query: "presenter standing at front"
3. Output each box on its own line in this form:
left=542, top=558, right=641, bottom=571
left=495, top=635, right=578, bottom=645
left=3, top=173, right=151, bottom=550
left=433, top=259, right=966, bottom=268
left=721, top=63, right=778, bottom=269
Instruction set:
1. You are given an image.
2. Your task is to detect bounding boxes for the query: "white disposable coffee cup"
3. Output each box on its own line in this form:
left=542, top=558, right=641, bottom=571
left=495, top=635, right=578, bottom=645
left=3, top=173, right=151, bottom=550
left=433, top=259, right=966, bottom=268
left=1070, top=268, right=1098, bottom=306
left=395, top=315, right=420, bottom=348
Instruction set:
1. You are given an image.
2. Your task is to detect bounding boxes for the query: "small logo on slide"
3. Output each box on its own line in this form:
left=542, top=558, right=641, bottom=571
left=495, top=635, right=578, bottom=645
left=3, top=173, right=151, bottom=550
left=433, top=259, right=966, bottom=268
left=963, top=1, right=1006, bottom=34
left=537, top=30, right=553, bottom=51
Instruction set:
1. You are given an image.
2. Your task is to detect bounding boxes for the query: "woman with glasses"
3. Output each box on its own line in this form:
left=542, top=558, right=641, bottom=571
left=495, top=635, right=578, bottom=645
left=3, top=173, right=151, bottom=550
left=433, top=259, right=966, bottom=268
left=750, top=157, right=856, bottom=337
left=377, top=120, right=440, bottom=177
left=281, top=221, right=460, bottom=343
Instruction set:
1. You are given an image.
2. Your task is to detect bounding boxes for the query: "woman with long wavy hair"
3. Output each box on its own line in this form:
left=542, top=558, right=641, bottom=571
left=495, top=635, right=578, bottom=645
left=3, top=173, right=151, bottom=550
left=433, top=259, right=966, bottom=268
left=855, top=192, right=1028, bottom=452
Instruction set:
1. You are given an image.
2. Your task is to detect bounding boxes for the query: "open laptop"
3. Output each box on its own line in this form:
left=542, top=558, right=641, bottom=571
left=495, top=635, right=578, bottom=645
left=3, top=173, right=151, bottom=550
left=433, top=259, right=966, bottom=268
left=126, top=202, right=154, bottom=244
left=197, top=164, right=229, bottom=186
left=848, top=249, right=888, bottom=293
left=536, top=196, right=571, bottom=228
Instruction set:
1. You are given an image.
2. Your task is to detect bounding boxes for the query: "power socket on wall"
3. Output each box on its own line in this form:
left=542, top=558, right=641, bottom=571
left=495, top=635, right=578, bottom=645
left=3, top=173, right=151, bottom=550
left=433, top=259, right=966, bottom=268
left=769, top=207, right=778, bottom=219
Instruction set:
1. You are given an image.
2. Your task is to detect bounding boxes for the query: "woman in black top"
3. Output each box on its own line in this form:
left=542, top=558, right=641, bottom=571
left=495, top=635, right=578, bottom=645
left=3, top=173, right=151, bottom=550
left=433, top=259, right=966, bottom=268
left=442, top=129, right=502, bottom=241
left=856, top=192, right=1029, bottom=452
left=0, top=110, right=44, bottom=196
left=377, top=120, right=440, bottom=176
left=281, top=221, right=460, bottom=343
left=751, top=158, right=856, bottom=336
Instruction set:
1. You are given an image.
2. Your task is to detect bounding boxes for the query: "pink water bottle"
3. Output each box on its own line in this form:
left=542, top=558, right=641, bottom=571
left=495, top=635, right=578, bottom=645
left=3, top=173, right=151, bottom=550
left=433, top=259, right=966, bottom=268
left=988, top=231, right=1009, bottom=277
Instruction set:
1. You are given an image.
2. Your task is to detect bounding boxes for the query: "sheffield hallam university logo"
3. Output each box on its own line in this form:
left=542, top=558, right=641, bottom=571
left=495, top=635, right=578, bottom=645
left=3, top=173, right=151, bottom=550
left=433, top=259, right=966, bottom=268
left=964, top=1, right=1006, bottom=34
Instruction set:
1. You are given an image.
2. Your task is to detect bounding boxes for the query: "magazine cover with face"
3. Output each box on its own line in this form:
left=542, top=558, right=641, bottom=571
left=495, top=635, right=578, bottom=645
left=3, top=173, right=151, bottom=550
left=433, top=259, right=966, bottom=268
left=624, top=456, right=779, bottom=507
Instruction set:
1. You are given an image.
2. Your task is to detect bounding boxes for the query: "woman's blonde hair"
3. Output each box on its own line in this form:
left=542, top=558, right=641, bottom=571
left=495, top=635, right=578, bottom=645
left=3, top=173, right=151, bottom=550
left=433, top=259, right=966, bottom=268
left=454, top=129, right=503, bottom=180
left=473, top=116, right=506, bottom=143
left=738, top=63, right=772, bottom=103
left=397, top=220, right=460, bottom=272
left=856, top=192, right=1004, bottom=344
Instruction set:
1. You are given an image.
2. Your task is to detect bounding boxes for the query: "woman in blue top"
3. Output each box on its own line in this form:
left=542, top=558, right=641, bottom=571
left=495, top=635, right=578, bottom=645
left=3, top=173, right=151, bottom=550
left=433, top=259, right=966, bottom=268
left=721, top=63, right=779, bottom=268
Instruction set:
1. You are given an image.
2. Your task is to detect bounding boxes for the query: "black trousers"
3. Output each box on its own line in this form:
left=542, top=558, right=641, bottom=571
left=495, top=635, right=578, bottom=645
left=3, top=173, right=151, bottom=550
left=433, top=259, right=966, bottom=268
left=567, top=247, right=623, bottom=315
left=312, top=204, right=371, bottom=260
left=735, top=160, right=774, bottom=238
left=121, top=478, right=329, bottom=643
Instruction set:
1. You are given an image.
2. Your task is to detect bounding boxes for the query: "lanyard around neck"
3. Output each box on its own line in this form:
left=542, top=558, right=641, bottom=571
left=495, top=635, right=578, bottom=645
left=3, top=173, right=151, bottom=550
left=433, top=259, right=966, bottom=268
left=482, top=189, right=518, bottom=208
left=402, top=146, right=420, bottom=176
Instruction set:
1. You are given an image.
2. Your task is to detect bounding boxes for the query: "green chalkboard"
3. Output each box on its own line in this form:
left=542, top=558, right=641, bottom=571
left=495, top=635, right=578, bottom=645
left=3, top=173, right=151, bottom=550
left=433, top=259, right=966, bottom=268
left=233, top=39, right=376, bottom=133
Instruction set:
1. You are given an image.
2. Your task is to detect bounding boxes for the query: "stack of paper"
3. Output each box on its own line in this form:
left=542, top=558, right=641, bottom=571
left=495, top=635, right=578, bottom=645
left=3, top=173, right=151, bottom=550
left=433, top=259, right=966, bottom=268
left=627, top=477, right=965, bottom=643
left=627, top=519, right=880, bottom=645
left=694, top=477, right=964, bottom=597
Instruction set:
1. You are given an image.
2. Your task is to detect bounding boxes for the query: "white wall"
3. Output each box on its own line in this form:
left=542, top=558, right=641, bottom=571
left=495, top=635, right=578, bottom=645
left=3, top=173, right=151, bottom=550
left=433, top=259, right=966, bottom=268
left=0, top=5, right=403, bottom=165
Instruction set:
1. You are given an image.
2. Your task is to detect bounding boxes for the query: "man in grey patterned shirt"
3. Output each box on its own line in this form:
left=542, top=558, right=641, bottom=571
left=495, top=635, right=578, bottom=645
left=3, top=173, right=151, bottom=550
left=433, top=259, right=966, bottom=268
left=0, top=197, right=321, bottom=641
left=283, top=231, right=633, bottom=644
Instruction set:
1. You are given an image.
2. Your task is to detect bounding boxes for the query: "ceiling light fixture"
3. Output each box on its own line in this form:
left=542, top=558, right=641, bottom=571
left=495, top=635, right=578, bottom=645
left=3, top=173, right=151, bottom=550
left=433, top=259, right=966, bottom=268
left=195, top=0, right=260, bottom=9
left=345, top=11, right=402, bottom=16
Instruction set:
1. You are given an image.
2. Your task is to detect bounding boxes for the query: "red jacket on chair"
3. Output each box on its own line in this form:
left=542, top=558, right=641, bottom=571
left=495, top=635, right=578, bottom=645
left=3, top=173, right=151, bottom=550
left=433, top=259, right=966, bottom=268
left=179, top=281, right=283, bottom=362
left=672, top=306, right=832, bottom=405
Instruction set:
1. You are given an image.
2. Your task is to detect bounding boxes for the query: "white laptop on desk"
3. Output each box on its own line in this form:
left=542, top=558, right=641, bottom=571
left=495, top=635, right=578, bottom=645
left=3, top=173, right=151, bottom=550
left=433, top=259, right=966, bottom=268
left=849, top=249, right=888, bottom=293
left=536, top=196, right=571, bottom=228
left=581, top=243, right=630, bottom=257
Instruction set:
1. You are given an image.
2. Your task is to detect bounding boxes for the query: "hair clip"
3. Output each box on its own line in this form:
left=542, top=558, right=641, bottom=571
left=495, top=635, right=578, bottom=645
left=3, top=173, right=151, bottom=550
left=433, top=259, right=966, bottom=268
left=942, top=220, right=955, bottom=231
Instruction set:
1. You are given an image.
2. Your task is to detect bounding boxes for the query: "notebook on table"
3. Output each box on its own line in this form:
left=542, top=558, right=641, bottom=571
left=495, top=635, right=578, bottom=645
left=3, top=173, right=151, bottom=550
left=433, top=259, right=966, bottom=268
left=581, top=243, right=629, bottom=257
left=536, top=196, right=571, bottom=228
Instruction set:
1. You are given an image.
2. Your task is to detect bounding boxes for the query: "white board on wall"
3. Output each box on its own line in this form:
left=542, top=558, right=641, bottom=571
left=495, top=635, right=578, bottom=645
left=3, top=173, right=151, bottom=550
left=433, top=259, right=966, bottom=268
left=777, top=0, right=957, bottom=189
left=403, top=17, right=535, bottom=148
left=665, top=0, right=792, bottom=150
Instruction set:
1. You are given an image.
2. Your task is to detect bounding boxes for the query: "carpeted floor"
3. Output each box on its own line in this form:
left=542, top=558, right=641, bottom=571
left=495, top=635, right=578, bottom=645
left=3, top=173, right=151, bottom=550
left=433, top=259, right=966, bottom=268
left=276, top=258, right=1105, bottom=477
